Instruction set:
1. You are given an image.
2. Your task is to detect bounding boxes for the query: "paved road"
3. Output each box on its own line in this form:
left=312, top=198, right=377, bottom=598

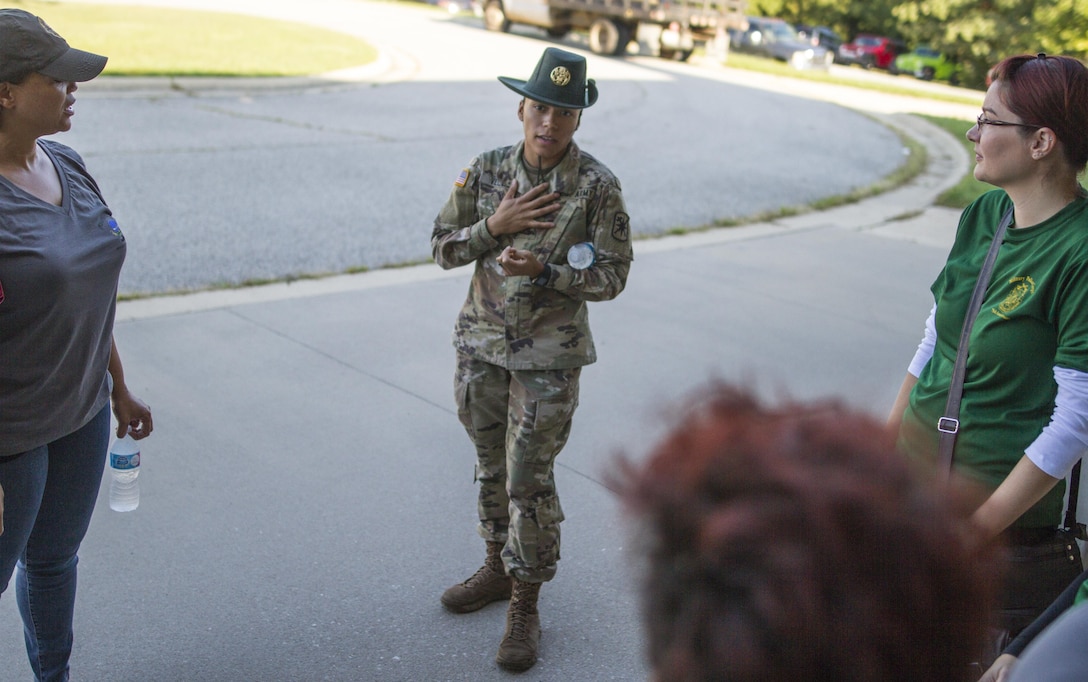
left=51, top=0, right=981, bottom=296
left=1, top=2, right=997, bottom=681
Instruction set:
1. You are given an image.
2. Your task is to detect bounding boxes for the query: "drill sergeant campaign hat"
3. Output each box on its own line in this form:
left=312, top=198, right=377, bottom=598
left=498, top=47, right=598, bottom=109
left=0, top=9, right=108, bottom=84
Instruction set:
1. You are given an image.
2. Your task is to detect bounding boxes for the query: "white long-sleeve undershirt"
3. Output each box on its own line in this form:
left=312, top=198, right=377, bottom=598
left=907, top=304, right=937, bottom=378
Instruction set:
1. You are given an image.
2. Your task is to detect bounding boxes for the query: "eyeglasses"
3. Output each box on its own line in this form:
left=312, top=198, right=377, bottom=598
left=976, top=114, right=1041, bottom=131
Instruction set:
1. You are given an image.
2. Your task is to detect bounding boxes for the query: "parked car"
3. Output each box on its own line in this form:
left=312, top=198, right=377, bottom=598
left=729, top=17, right=834, bottom=70
left=892, top=46, right=959, bottom=82
left=837, top=34, right=906, bottom=70
left=796, top=24, right=843, bottom=58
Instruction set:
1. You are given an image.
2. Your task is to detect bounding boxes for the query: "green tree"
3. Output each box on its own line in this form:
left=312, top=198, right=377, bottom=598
left=749, top=0, right=904, bottom=43
left=831, top=0, right=904, bottom=40
left=746, top=0, right=1088, bottom=89
left=894, top=0, right=1088, bottom=88
left=1032, top=0, right=1088, bottom=55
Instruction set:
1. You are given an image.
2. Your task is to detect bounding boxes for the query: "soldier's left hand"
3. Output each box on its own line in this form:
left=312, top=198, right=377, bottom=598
left=497, top=247, right=544, bottom=277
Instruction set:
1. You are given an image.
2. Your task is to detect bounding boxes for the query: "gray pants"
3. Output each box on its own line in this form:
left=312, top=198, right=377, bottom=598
left=454, top=353, right=580, bottom=582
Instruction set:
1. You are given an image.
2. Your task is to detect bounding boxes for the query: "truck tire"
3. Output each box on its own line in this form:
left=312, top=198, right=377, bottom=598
left=588, top=18, right=630, bottom=56
left=483, top=0, right=509, bottom=32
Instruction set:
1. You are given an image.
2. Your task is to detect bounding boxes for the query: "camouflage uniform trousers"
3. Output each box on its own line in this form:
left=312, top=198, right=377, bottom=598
left=454, top=352, right=580, bottom=583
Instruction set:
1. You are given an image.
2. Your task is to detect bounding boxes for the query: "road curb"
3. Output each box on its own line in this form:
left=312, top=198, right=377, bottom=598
left=81, top=54, right=399, bottom=98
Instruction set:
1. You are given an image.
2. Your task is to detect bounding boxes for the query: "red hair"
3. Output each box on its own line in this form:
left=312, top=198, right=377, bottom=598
left=618, top=384, right=999, bottom=682
left=991, top=54, right=1088, bottom=171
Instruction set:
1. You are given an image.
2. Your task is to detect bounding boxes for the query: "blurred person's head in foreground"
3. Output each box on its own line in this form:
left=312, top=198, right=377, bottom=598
left=617, top=384, right=999, bottom=682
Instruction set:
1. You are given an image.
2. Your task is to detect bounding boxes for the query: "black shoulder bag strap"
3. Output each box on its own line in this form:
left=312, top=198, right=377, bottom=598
left=937, top=206, right=1014, bottom=478
left=1063, top=460, right=1086, bottom=539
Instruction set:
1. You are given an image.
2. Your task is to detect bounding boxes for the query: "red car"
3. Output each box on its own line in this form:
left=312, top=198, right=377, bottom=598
left=837, top=34, right=906, bottom=70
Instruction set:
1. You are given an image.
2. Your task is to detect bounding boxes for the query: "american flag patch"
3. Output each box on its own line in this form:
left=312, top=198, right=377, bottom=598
left=455, top=168, right=471, bottom=187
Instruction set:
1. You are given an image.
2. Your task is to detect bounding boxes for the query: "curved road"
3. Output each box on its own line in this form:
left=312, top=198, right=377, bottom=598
left=54, top=0, right=975, bottom=296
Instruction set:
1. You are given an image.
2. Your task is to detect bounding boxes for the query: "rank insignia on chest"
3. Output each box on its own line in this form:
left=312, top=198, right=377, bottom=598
left=455, top=168, right=471, bottom=187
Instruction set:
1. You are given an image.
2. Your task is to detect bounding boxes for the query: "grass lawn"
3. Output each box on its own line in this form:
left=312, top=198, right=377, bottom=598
left=916, top=115, right=992, bottom=209
left=11, top=0, right=378, bottom=77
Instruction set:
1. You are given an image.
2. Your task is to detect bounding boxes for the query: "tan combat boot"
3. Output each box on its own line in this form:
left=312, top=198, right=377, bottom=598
left=495, top=579, right=542, bottom=672
left=440, top=541, right=512, bottom=613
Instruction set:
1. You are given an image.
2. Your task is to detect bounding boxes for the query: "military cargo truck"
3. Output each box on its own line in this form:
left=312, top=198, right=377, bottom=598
left=482, top=0, right=746, bottom=61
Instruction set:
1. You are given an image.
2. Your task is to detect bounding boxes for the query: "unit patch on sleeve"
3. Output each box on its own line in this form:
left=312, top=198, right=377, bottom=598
left=612, top=212, right=630, bottom=242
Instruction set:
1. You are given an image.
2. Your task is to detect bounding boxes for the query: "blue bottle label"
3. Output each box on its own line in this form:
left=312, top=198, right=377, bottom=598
left=110, top=452, right=140, bottom=470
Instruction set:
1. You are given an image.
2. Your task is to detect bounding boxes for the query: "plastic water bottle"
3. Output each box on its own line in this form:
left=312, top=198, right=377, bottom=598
left=109, top=434, right=141, bottom=512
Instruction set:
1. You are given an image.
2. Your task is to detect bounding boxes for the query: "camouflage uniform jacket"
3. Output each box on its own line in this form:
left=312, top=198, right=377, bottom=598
left=431, top=140, right=633, bottom=370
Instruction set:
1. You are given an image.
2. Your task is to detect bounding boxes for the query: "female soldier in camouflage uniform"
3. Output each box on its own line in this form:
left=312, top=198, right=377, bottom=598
left=431, top=47, right=632, bottom=672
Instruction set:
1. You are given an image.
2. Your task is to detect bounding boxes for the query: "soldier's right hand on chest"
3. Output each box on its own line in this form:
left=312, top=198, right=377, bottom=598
left=485, top=180, right=561, bottom=236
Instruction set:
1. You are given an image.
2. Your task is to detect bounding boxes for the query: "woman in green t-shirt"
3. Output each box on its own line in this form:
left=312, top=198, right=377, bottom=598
left=888, top=54, right=1088, bottom=643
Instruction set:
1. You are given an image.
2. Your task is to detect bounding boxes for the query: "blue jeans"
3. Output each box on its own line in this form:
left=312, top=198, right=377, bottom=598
left=0, top=405, right=109, bottom=682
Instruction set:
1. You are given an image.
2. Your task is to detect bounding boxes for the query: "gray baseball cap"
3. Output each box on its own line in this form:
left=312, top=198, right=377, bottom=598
left=0, top=9, right=107, bottom=83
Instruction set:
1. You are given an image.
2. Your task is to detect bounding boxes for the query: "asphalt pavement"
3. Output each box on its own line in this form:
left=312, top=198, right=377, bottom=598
left=0, top=2, right=1032, bottom=681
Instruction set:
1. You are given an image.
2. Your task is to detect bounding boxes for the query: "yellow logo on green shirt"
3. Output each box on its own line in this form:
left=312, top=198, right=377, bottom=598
left=994, top=276, right=1035, bottom=319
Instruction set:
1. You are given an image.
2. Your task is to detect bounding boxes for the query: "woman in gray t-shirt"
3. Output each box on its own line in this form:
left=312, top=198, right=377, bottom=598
left=0, top=10, right=153, bottom=681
